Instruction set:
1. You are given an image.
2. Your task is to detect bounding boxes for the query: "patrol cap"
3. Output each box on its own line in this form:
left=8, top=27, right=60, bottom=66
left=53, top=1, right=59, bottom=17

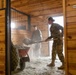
left=48, top=17, right=55, bottom=21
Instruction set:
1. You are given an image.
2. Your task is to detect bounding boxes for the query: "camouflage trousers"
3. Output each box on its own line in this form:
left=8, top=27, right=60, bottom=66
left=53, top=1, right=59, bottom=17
left=51, top=40, right=64, bottom=64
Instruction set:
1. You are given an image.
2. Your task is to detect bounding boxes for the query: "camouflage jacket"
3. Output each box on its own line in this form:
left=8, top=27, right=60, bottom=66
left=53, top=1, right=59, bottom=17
left=47, top=23, right=63, bottom=40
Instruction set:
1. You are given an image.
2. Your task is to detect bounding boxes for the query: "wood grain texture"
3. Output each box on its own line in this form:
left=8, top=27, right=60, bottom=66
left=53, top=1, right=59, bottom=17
left=64, top=0, right=76, bottom=75
left=0, top=9, right=5, bottom=75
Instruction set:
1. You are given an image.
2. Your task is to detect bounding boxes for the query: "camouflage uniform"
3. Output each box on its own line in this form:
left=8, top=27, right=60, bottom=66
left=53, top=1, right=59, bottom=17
left=31, top=29, right=42, bottom=57
left=47, top=23, right=64, bottom=65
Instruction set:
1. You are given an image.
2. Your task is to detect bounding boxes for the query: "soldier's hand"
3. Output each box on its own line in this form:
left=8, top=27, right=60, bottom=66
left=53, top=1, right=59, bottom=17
left=60, top=37, right=63, bottom=41
left=45, top=39, right=49, bottom=42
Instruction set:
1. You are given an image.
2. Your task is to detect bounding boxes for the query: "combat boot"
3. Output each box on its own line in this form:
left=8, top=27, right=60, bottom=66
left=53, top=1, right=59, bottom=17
left=58, top=63, right=65, bottom=69
left=47, top=63, right=55, bottom=67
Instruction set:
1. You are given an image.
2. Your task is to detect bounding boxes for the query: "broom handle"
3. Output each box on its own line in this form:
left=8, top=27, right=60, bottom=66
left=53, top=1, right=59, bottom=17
left=42, top=37, right=64, bottom=42
left=32, top=40, right=45, bottom=44
left=45, top=37, right=64, bottom=42
left=30, top=37, right=64, bottom=44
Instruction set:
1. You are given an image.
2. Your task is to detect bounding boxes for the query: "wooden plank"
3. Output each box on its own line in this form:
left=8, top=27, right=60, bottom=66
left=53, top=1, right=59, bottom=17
left=68, top=50, right=76, bottom=54
left=0, top=36, right=5, bottom=42
left=0, top=70, right=5, bottom=75
left=66, top=5, right=76, bottom=12
left=0, top=23, right=5, bottom=26
left=0, top=1, right=5, bottom=75
left=11, top=0, right=30, bottom=7
left=67, top=16, right=76, bottom=23
left=0, top=17, right=5, bottom=23
left=67, top=34, right=76, bottom=40
left=0, top=0, right=2, bottom=9
left=67, top=23, right=76, bottom=29
left=0, top=26, right=5, bottom=35
left=0, top=55, right=5, bottom=63
left=11, top=0, right=62, bottom=15
left=68, top=63, right=76, bottom=70
left=67, top=28, right=76, bottom=34
left=11, top=0, right=51, bottom=6
left=69, top=70, right=76, bottom=75
left=11, top=0, right=62, bottom=8
left=0, top=64, right=5, bottom=70
left=0, top=44, right=5, bottom=50
left=0, top=10, right=5, bottom=18
left=67, top=40, right=76, bottom=49
left=15, top=3, right=62, bottom=14
left=66, top=0, right=76, bottom=5
left=30, top=7, right=62, bottom=16
left=4, top=0, right=6, bottom=8
left=0, top=0, right=6, bottom=8
left=68, top=50, right=76, bottom=63
left=0, top=50, right=5, bottom=54
left=66, top=10, right=76, bottom=17
left=0, top=9, right=5, bottom=14
left=67, top=28, right=76, bottom=39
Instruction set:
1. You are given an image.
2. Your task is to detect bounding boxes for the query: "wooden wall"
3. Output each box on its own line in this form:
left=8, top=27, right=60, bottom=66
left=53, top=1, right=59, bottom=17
left=0, top=0, right=6, bottom=75
left=0, top=10, right=5, bottom=75
left=63, top=0, right=76, bottom=75
left=0, top=0, right=6, bottom=8
left=11, top=10, right=30, bottom=45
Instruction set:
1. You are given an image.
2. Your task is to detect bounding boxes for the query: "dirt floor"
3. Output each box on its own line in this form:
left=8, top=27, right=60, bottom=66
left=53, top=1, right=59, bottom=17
left=12, top=57, right=65, bottom=75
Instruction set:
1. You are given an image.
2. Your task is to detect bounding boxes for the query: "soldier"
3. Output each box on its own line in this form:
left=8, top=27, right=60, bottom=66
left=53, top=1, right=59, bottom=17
left=45, top=17, right=64, bottom=69
left=31, top=25, right=42, bottom=58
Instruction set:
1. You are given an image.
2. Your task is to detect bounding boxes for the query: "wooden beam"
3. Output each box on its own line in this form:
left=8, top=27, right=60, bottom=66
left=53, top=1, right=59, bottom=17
left=13, top=1, right=62, bottom=13
left=11, top=0, right=62, bottom=8
left=11, top=7, right=30, bottom=16
left=30, top=7, right=62, bottom=17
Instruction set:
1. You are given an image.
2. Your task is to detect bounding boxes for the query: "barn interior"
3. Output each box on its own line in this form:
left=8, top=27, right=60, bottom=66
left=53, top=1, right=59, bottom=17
left=11, top=0, right=63, bottom=56
left=11, top=0, right=65, bottom=75
left=0, top=0, right=76, bottom=75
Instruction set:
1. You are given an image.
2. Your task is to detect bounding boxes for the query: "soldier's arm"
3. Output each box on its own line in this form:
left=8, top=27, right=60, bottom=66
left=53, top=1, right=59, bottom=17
left=45, top=36, right=52, bottom=42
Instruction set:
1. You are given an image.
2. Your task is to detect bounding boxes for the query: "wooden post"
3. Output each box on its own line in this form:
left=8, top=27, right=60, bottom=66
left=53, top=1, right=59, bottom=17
left=6, top=0, right=11, bottom=75
left=63, top=0, right=68, bottom=75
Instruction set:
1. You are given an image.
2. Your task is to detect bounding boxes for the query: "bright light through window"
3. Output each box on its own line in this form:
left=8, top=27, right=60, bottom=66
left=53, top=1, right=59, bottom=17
left=53, top=16, right=64, bottom=27
left=11, top=22, right=16, bottom=28
left=48, top=16, right=64, bottom=35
